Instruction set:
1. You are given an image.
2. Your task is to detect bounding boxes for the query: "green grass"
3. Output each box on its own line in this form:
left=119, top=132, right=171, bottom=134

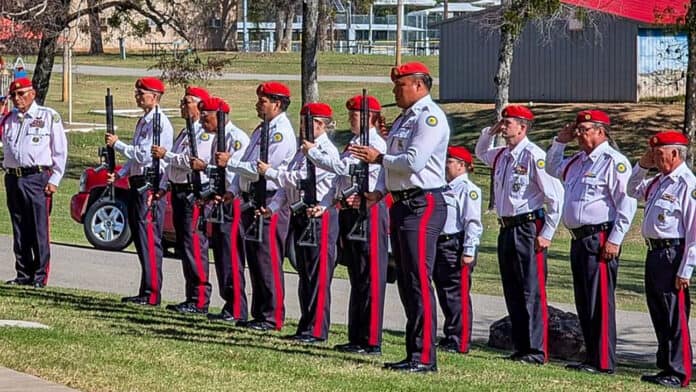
left=25, top=51, right=441, bottom=77
left=0, top=285, right=667, bottom=392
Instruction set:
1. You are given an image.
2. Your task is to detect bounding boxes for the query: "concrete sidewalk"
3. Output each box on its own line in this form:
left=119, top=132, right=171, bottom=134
left=0, top=235, right=681, bottom=390
left=0, top=367, right=77, bottom=391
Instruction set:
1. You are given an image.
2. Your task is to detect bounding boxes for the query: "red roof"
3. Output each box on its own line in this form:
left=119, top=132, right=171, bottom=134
left=561, top=0, right=689, bottom=24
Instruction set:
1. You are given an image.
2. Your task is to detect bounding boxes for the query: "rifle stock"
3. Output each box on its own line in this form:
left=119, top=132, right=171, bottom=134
left=242, top=117, right=269, bottom=243
left=205, top=109, right=228, bottom=224
left=346, top=89, right=370, bottom=241
left=101, top=88, right=116, bottom=201
left=295, top=110, right=318, bottom=247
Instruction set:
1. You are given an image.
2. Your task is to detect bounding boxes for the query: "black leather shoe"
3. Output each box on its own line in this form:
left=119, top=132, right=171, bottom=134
left=505, top=352, right=524, bottom=361
left=5, top=279, right=31, bottom=286
left=363, top=345, right=382, bottom=356
left=384, top=359, right=412, bottom=370
left=334, top=343, right=366, bottom=353
left=438, top=339, right=467, bottom=354
left=565, top=363, right=614, bottom=375
left=166, top=302, right=207, bottom=315
left=121, top=295, right=158, bottom=306
left=641, top=373, right=682, bottom=388
left=294, top=335, right=325, bottom=344
left=386, top=360, right=437, bottom=373
left=245, top=320, right=275, bottom=331
left=207, top=309, right=238, bottom=322
left=32, top=281, right=45, bottom=289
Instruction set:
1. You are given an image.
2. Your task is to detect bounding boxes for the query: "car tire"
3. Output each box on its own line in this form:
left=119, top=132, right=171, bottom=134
left=83, top=197, right=132, bottom=251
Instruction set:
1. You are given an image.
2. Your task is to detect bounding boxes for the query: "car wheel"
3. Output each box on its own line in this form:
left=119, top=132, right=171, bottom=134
left=83, top=197, right=131, bottom=251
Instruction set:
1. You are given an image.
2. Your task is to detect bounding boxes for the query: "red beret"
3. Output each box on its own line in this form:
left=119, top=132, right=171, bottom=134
left=185, top=86, right=210, bottom=101
left=576, top=110, right=610, bottom=126
left=300, top=102, right=333, bottom=118
left=345, top=95, right=382, bottom=112
left=502, top=105, right=534, bottom=121
left=649, top=130, right=689, bottom=147
left=256, top=82, right=291, bottom=98
left=391, top=61, right=430, bottom=81
left=198, top=97, right=230, bottom=114
left=9, top=77, right=32, bottom=93
left=135, top=77, right=165, bottom=94
left=447, top=146, right=473, bottom=165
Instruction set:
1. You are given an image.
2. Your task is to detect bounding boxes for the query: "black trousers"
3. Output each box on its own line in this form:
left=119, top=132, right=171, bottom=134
left=497, top=219, right=548, bottom=363
left=210, top=199, right=247, bottom=320
left=645, top=244, right=692, bottom=385
left=434, top=232, right=474, bottom=353
left=570, top=229, right=617, bottom=371
left=171, top=189, right=212, bottom=310
left=241, top=198, right=290, bottom=330
left=5, top=171, right=52, bottom=285
left=340, top=202, right=389, bottom=347
left=128, top=187, right=165, bottom=305
left=390, top=191, right=447, bottom=366
left=291, top=207, right=339, bottom=340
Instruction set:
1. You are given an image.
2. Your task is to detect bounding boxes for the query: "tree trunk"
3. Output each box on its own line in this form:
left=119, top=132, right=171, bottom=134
left=87, top=0, right=104, bottom=54
left=494, top=23, right=515, bottom=120
left=317, top=0, right=331, bottom=51
left=33, top=32, right=60, bottom=105
left=301, top=0, right=319, bottom=104
left=279, top=8, right=295, bottom=51
left=275, top=9, right=286, bottom=52
left=685, top=0, right=696, bottom=167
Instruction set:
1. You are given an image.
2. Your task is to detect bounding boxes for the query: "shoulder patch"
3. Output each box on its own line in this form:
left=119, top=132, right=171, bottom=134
left=425, top=116, right=438, bottom=127
left=616, top=162, right=627, bottom=173
left=52, top=112, right=61, bottom=123
left=536, top=159, right=545, bottom=169
left=272, top=132, right=283, bottom=143
left=234, top=140, right=242, bottom=151
left=469, top=190, right=479, bottom=200
left=200, top=133, right=210, bottom=141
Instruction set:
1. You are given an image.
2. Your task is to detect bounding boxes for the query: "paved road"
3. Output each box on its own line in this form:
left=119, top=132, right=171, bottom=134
left=25, top=63, right=440, bottom=85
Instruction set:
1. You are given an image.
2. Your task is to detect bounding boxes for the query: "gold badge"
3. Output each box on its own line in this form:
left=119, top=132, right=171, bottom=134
left=272, top=133, right=283, bottom=143
left=14, top=82, right=20, bottom=89
left=234, top=140, right=242, bottom=150
left=200, top=133, right=210, bottom=141
left=691, top=189, right=696, bottom=200
left=616, top=163, right=627, bottom=173
left=536, top=159, right=545, bottom=169
left=657, top=213, right=666, bottom=222
left=426, top=116, right=438, bottom=127
left=469, top=191, right=479, bottom=200
left=31, top=136, right=40, bottom=143
left=584, top=114, right=592, bottom=120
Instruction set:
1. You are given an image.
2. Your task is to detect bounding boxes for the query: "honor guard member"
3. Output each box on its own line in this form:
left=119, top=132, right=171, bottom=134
left=215, top=82, right=297, bottom=331
left=351, top=61, right=449, bottom=373
left=546, top=110, right=637, bottom=374
left=2, top=77, right=67, bottom=288
left=306, top=95, right=389, bottom=354
left=258, top=102, right=340, bottom=343
left=190, top=96, right=250, bottom=322
left=627, top=131, right=695, bottom=388
left=434, top=146, right=482, bottom=354
left=106, top=77, right=174, bottom=306
left=151, top=86, right=212, bottom=314
left=475, top=105, right=563, bottom=365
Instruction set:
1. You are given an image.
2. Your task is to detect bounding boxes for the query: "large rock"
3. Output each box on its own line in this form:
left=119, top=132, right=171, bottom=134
left=488, top=306, right=585, bottom=361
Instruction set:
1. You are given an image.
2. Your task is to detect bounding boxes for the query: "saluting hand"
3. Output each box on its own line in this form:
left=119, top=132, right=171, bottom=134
left=151, top=145, right=166, bottom=159
left=44, top=183, right=57, bottom=196
left=301, top=140, right=315, bottom=155
left=488, top=120, right=503, bottom=135
left=189, top=157, right=207, bottom=171
left=556, top=123, right=576, bottom=144
left=676, top=277, right=690, bottom=291
left=105, top=133, right=119, bottom=147
left=215, top=152, right=230, bottom=167
left=639, top=150, right=656, bottom=169
left=349, top=145, right=381, bottom=164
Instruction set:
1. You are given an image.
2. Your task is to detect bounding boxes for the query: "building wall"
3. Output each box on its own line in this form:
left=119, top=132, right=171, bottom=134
left=439, top=12, right=639, bottom=102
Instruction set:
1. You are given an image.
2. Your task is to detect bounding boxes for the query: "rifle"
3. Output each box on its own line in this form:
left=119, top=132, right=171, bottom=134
left=341, top=89, right=370, bottom=241
left=100, top=88, right=117, bottom=201
left=241, top=117, right=269, bottom=242
left=290, top=110, right=318, bottom=247
left=206, top=108, right=228, bottom=223
left=137, top=106, right=161, bottom=220
left=185, top=117, right=214, bottom=204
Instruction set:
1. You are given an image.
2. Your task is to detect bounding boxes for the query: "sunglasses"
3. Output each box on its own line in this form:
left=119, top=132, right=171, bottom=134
left=575, top=125, right=596, bottom=133
left=9, top=90, right=31, bottom=98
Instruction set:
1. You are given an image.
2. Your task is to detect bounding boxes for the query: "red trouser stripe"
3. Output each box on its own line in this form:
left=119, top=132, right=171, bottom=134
left=146, top=205, right=159, bottom=305
left=44, top=196, right=51, bottom=285
left=418, top=193, right=435, bottom=364
left=191, top=204, right=206, bottom=310
left=535, top=219, right=549, bottom=362
left=678, top=289, right=692, bottom=386
left=313, top=213, right=331, bottom=337
left=230, top=198, right=242, bottom=318
left=598, top=230, right=609, bottom=370
left=460, top=264, right=470, bottom=353
left=269, top=214, right=284, bottom=330
left=368, top=204, right=380, bottom=346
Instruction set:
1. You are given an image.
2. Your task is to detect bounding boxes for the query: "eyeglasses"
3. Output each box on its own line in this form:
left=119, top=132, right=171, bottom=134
left=9, top=90, right=30, bottom=98
left=575, top=125, right=596, bottom=133
left=134, top=89, right=155, bottom=96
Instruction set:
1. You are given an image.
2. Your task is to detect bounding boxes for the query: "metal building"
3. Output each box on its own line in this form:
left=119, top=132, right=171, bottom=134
left=439, top=10, right=641, bottom=102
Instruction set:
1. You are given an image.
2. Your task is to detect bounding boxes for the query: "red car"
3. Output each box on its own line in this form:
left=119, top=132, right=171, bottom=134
left=70, top=162, right=176, bottom=251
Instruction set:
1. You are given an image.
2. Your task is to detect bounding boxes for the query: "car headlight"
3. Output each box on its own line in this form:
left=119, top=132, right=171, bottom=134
left=79, top=172, right=87, bottom=193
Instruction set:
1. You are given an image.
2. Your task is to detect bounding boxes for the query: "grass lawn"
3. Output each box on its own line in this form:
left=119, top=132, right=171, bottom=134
left=0, top=285, right=667, bottom=392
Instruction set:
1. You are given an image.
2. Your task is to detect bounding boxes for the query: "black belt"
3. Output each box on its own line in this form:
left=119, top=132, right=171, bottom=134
left=128, top=175, right=148, bottom=189
left=170, top=182, right=194, bottom=193
left=569, top=222, right=612, bottom=240
left=438, top=231, right=463, bottom=242
left=241, top=190, right=277, bottom=201
left=498, top=209, right=545, bottom=229
left=5, top=166, right=49, bottom=177
left=391, top=187, right=445, bottom=204
left=646, top=238, right=683, bottom=251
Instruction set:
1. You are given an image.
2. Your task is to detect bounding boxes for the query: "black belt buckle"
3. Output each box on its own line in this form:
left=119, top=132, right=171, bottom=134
left=646, top=238, right=682, bottom=251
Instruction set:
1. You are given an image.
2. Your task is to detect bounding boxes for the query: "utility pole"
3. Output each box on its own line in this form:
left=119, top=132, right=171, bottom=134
left=395, top=0, right=403, bottom=65
left=444, top=0, right=449, bottom=20
left=243, top=0, right=249, bottom=52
